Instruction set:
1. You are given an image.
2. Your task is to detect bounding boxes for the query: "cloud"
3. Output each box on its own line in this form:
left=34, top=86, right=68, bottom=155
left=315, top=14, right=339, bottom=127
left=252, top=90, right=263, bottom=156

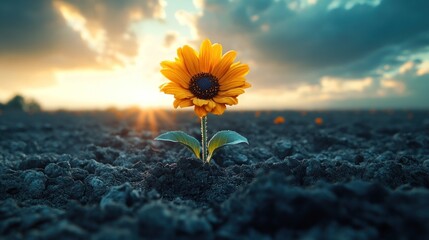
left=0, top=0, right=165, bottom=68
left=164, top=31, right=179, bottom=48
left=238, top=75, right=374, bottom=109
left=54, top=0, right=165, bottom=66
left=326, top=59, right=429, bottom=108
left=191, top=0, right=429, bottom=108
left=198, top=0, right=429, bottom=70
left=320, top=76, right=372, bottom=93
left=0, top=0, right=96, bottom=69
left=0, top=0, right=165, bottom=90
left=417, top=61, right=429, bottom=76
left=380, top=79, right=405, bottom=94
left=399, top=61, right=415, bottom=74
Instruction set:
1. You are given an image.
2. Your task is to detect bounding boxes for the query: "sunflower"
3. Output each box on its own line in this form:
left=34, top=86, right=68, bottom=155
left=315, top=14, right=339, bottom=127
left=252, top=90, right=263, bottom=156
left=159, top=39, right=251, bottom=117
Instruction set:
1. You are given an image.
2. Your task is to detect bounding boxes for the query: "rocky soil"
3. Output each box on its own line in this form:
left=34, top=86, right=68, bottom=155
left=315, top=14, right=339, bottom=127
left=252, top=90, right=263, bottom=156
left=1, top=109, right=429, bottom=239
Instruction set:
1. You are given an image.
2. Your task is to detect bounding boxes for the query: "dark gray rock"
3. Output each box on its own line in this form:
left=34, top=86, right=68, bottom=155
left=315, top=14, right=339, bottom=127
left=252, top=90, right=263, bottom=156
left=251, top=147, right=272, bottom=160
left=138, top=202, right=176, bottom=239
left=375, top=151, right=395, bottom=162
left=69, top=180, right=85, bottom=199
left=10, top=141, right=27, bottom=152
left=266, top=156, right=282, bottom=164
left=38, top=220, right=86, bottom=240
left=306, top=159, right=322, bottom=176
left=100, top=182, right=140, bottom=210
left=273, top=139, right=293, bottom=159
left=19, top=155, right=51, bottom=170
left=20, top=205, right=64, bottom=231
left=71, top=168, right=89, bottom=180
left=21, top=170, right=46, bottom=197
left=138, top=201, right=212, bottom=240
left=86, top=175, right=107, bottom=197
left=354, top=154, right=365, bottom=164
left=284, top=156, right=301, bottom=169
left=423, top=159, right=429, bottom=169
left=93, top=228, right=138, bottom=240
left=233, top=153, right=249, bottom=164
left=0, top=199, right=20, bottom=234
left=94, top=147, right=120, bottom=164
left=0, top=217, right=21, bottom=235
left=44, top=162, right=71, bottom=178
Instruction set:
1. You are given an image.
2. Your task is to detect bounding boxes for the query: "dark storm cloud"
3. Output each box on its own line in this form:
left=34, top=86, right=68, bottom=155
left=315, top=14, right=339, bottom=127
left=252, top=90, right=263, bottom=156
left=0, top=0, right=164, bottom=69
left=0, top=0, right=94, bottom=67
left=259, top=0, right=429, bottom=69
left=197, top=0, right=429, bottom=80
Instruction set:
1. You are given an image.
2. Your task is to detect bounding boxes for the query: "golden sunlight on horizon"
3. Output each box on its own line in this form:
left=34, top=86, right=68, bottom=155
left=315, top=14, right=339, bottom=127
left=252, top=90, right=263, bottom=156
left=112, top=107, right=176, bottom=137
left=23, top=67, right=172, bottom=111
left=6, top=35, right=182, bottom=111
left=3, top=1, right=176, bottom=111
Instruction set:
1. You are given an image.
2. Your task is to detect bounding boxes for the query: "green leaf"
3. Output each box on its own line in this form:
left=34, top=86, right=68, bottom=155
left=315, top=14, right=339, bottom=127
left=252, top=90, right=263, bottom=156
left=207, top=130, right=249, bottom=162
left=155, top=131, right=201, bottom=159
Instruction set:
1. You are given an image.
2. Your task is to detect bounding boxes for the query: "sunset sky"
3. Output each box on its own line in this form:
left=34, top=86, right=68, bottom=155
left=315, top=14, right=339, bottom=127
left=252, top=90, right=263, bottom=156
left=1, top=0, right=429, bottom=110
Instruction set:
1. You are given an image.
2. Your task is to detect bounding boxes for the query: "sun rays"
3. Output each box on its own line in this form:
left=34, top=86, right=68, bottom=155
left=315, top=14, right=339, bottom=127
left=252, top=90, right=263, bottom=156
left=111, top=107, right=176, bottom=137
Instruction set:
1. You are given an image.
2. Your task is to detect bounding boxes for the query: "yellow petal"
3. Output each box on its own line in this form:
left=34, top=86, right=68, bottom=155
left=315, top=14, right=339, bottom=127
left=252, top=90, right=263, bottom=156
left=173, top=99, right=180, bottom=108
left=174, top=98, right=193, bottom=108
left=159, top=82, right=179, bottom=91
left=212, top=51, right=237, bottom=79
left=176, top=47, right=185, bottom=63
left=219, top=78, right=246, bottom=91
left=193, top=98, right=209, bottom=107
left=210, top=43, right=223, bottom=71
left=219, top=63, right=249, bottom=84
left=204, top=100, right=217, bottom=112
left=243, top=82, right=252, bottom=88
left=194, top=106, right=208, bottom=117
left=161, top=60, right=191, bottom=79
left=160, top=82, right=194, bottom=99
left=212, top=103, right=226, bottom=115
left=213, top=96, right=238, bottom=105
left=179, top=99, right=194, bottom=108
left=218, top=88, right=245, bottom=97
left=182, top=45, right=200, bottom=76
left=160, top=69, right=190, bottom=89
left=199, top=39, right=212, bottom=72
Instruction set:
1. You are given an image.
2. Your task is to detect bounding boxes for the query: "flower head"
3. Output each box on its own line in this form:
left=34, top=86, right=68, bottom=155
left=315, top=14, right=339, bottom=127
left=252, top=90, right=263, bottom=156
left=160, top=39, right=251, bottom=117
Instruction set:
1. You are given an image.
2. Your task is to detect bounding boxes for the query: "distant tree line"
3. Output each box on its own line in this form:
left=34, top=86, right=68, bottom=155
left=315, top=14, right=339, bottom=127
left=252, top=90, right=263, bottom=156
left=0, top=95, right=42, bottom=113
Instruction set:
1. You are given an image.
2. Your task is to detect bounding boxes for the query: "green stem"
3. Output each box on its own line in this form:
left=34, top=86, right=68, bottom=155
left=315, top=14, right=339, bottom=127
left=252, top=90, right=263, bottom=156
left=201, top=115, right=208, bottom=163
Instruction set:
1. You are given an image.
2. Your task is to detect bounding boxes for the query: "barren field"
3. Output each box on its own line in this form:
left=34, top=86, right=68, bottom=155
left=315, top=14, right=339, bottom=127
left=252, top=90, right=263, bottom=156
left=1, top=110, right=429, bottom=239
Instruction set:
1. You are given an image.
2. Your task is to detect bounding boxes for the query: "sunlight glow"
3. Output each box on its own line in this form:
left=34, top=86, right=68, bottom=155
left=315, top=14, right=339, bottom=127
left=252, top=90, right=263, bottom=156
left=109, top=108, right=176, bottom=137
left=19, top=67, right=170, bottom=110
left=380, top=79, right=405, bottom=94
left=320, top=77, right=373, bottom=93
left=399, top=61, right=414, bottom=74
left=134, top=109, right=175, bottom=136
left=417, top=61, right=429, bottom=76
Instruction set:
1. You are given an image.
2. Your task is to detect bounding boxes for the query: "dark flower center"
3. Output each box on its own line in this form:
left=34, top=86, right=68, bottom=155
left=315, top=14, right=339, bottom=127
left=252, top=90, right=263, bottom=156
left=189, top=73, right=220, bottom=99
